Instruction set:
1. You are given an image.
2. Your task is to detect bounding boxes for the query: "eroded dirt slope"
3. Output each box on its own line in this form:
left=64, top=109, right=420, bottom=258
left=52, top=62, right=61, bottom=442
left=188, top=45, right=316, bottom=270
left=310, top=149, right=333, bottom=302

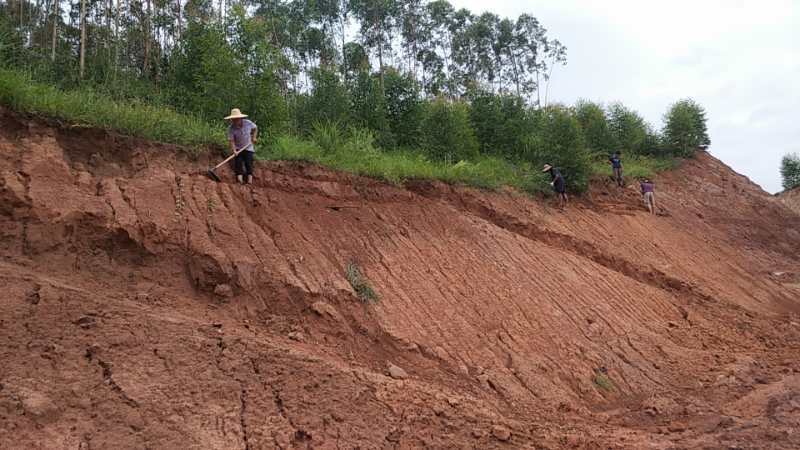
left=778, top=186, right=800, bottom=217
left=1, top=108, right=800, bottom=449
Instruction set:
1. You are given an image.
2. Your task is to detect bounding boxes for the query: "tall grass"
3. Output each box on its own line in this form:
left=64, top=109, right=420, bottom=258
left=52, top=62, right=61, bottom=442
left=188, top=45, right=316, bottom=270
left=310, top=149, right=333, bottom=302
left=269, top=131, right=550, bottom=193
left=591, top=154, right=678, bottom=181
left=0, top=68, right=224, bottom=149
left=0, top=67, right=675, bottom=193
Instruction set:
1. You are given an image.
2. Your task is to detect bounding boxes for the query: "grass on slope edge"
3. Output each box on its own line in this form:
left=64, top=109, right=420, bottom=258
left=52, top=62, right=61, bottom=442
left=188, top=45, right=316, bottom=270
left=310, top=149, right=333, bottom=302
left=0, top=67, right=672, bottom=192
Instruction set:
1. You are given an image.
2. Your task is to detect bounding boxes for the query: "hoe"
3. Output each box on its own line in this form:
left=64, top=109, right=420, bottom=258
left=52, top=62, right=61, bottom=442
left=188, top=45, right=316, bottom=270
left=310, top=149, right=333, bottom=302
left=206, top=146, right=246, bottom=183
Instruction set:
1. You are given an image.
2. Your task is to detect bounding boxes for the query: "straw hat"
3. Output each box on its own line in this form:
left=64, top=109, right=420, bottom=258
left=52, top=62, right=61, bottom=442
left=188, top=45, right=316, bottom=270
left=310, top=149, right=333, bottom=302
left=224, top=108, right=248, bottom=120
left=542, top=164, right=552, bottom=172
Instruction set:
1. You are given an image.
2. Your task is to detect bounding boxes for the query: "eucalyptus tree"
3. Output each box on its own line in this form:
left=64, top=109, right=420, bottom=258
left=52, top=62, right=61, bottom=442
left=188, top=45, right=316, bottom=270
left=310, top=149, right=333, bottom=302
left=349, top=0, right=398, bottom=90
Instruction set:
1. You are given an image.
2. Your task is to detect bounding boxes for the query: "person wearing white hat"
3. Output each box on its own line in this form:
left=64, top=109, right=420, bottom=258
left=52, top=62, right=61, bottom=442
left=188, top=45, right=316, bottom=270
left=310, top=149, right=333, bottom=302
left=225, top=108, right=258, bottom=184
left=542, top=163, right=567, bottom=208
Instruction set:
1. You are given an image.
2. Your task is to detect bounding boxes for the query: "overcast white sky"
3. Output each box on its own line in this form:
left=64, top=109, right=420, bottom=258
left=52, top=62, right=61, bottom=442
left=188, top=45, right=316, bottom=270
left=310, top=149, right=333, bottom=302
left=450, top=0, right=799, bottom=193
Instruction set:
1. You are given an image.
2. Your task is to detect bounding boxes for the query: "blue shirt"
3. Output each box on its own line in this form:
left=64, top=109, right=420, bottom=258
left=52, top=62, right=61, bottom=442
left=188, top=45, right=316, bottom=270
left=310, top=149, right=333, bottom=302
left=228, top=119, right=258, bottom=153
left=609, top=156, right=622, bottom=168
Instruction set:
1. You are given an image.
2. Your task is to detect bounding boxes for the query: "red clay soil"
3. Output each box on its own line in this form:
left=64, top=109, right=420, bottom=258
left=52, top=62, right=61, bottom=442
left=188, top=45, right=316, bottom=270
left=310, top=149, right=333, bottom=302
left=778, top=187, right=800, bottom=217
left=1, top=107, right=800, bottom=449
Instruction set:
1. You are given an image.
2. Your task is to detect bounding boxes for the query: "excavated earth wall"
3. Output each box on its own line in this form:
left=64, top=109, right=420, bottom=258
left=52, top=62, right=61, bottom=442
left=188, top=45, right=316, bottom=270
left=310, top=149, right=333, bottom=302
left=1, top=108, right=800, bottom=449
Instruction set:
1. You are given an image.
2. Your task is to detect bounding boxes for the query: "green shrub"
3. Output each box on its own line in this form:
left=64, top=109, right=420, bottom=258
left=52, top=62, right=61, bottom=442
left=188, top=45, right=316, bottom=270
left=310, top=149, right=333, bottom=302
left=593, top=371, right=615, bottom=391
left=468, top=89, right=531, bottom=158
left=292, top=68, right=351, bottom=134
left=0, top=16, right=24, bottom=68
left=574, top=99, right=615, bottom=154
left=662, top=98, right=710, bottom=157
left=781, top=153, right=800, bottom=191
left=345, top=262, right=379, bottom=303
left=608, top=102, right=648, bottom=155
left=311, top=120, right=344, bottom=153
left=348, top=70, right=391, bottom=144
left=383, top=68, right=424, bottom=148
left=419, top=98, right=480, bottom=163
left=522, top=105, right=592, bottom=192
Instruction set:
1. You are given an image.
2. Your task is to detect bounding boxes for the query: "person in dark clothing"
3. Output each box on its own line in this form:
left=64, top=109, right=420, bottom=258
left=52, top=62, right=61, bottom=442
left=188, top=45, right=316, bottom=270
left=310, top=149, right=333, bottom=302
left=608, top=152, right=624, bottom=187
left=543, top=164, right=567, bottom=208
left=640, top=178, right=656, bottom=215
left=224, top=108, right=258, bottom=185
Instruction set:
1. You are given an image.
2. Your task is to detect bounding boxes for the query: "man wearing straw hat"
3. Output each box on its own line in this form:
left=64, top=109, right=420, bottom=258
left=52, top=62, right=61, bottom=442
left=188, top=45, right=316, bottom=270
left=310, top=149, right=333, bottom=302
left=225, top=108, right=258, bottom=185
left=542, top=164, right=568, bottom=208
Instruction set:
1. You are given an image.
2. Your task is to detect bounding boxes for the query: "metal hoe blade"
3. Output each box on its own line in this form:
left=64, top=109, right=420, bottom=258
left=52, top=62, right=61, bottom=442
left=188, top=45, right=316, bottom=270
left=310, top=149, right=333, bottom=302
left=206, top=169, right=222, bottom=182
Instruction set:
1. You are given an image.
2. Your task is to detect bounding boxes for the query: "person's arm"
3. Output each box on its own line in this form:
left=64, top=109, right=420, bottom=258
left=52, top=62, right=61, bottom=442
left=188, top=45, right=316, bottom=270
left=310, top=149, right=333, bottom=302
left=229, top=135, right=238, bottom=155
left=250, top=125, right=258, bottom=145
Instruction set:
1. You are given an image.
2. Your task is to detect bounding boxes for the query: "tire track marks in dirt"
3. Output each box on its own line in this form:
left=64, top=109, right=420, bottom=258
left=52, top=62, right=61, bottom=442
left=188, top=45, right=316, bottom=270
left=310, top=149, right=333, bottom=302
left=416, top=186, right=714, bottom=308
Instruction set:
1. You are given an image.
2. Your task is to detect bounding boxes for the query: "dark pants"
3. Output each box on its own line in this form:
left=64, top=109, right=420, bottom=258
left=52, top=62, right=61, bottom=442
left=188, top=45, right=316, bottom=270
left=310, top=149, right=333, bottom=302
left=613, top=167, right=623, bottom=186
left=234, top=151, right=254, bottom=177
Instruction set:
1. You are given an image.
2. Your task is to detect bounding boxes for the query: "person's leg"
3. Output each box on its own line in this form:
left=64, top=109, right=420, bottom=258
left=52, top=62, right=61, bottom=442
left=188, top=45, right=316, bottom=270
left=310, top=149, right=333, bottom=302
left=650, top=193, right=656, bottom=214
left=244, top=151, right=254, bottom=184
left=613, top=167, right=621, bottom=186
left=234, top=153, right=245, bottom=184
left=645, top=192, right=654, bottom=214
left=618, top=168, right=624, bottom=187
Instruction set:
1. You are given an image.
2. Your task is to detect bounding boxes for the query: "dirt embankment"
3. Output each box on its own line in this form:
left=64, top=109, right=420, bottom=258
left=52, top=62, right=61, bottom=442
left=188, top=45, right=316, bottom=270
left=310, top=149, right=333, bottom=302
left=778, top=186, right=800, bottom=216
left=1, top=108, right=800, bottom=449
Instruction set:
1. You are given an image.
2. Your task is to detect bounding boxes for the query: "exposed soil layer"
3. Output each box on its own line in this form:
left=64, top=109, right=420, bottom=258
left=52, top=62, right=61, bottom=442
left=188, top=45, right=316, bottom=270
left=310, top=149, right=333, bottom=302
left=1, top=108, right=800, bottom=449
left=778, top=186, right=800, bottom=217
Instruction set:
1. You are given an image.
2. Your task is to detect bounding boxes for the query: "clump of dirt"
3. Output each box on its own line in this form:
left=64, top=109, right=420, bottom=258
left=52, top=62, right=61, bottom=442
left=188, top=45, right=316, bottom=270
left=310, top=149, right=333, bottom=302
left=1, top=107, right=800, bottom=449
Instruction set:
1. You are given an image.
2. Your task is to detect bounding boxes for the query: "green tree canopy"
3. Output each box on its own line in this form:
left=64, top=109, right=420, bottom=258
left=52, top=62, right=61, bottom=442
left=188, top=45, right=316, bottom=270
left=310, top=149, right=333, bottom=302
left=522, top=105, right=591, bottom=192
left=607, top=102, right=647, bottom=155
left=781, top=153, right=800, bottom=191
left=419, top=98, right=479, bottom=162
left=662, top=98, right=710, bottom=157
left=574, top=99, right=614, bottom=154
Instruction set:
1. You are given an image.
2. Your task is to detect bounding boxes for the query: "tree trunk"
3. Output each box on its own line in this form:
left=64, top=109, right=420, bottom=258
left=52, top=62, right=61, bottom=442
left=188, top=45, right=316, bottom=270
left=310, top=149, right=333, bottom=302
left=376, top=18, right=384, bottom=93
left=34, top=0, right=42, bottom=48
left=105, top=0, right=111, bottom=50
left=50, top=0, right=58, bottom=62
left=143, top=0, right=151, bottom=76
left=79, top=0, right=87, bottom=79
left=114, top=0, right=120, bottom=77
left=176, top=0, right=181, bottom=43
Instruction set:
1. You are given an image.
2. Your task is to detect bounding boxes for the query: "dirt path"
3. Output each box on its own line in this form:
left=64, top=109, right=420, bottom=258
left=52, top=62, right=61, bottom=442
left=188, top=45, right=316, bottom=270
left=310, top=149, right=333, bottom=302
left=1, top=108, right=800, bottom=449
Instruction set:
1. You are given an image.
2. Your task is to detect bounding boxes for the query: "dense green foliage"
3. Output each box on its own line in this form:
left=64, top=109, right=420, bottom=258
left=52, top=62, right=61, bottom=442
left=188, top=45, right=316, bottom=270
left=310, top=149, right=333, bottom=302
left=0, top=0, right=708, bottom=193
left=523, top=106, right=591, bottom=192
left=0, top=68, right=225, bottom=147
left=781, top=153, right=800, bottom=191
left=574, top=99, right=614, bottom=153
left=663, top=99, right=710, bottom=157
left=419, top=98, right=479, bottom=162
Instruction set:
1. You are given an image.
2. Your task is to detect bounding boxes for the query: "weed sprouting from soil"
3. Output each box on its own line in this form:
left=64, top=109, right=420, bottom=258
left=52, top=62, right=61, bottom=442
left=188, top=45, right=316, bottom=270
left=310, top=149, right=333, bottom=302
left=345, top=262, right=378, bottom=303
left=593, top=369, right=615, bottom=391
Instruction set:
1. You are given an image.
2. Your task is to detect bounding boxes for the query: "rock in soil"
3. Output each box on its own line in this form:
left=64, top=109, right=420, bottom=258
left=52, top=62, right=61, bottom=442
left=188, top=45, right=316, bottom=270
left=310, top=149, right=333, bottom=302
left=387, top=362, right=409, bottom=380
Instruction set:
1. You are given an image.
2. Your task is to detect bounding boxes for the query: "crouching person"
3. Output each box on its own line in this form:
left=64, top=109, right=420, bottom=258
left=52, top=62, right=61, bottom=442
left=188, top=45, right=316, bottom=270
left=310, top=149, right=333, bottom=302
left=543, top=164, right=568, bottom=209
left=224, top=108, right=258, bottom=185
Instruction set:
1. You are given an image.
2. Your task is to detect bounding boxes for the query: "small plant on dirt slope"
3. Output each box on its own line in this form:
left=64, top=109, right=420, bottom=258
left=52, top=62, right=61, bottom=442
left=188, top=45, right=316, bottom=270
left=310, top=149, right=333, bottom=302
left=593, top=368, right=615, bottom=391
left=311, top=120, right=344, bottom=154
left=345, top=262, right=379, bottom=303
